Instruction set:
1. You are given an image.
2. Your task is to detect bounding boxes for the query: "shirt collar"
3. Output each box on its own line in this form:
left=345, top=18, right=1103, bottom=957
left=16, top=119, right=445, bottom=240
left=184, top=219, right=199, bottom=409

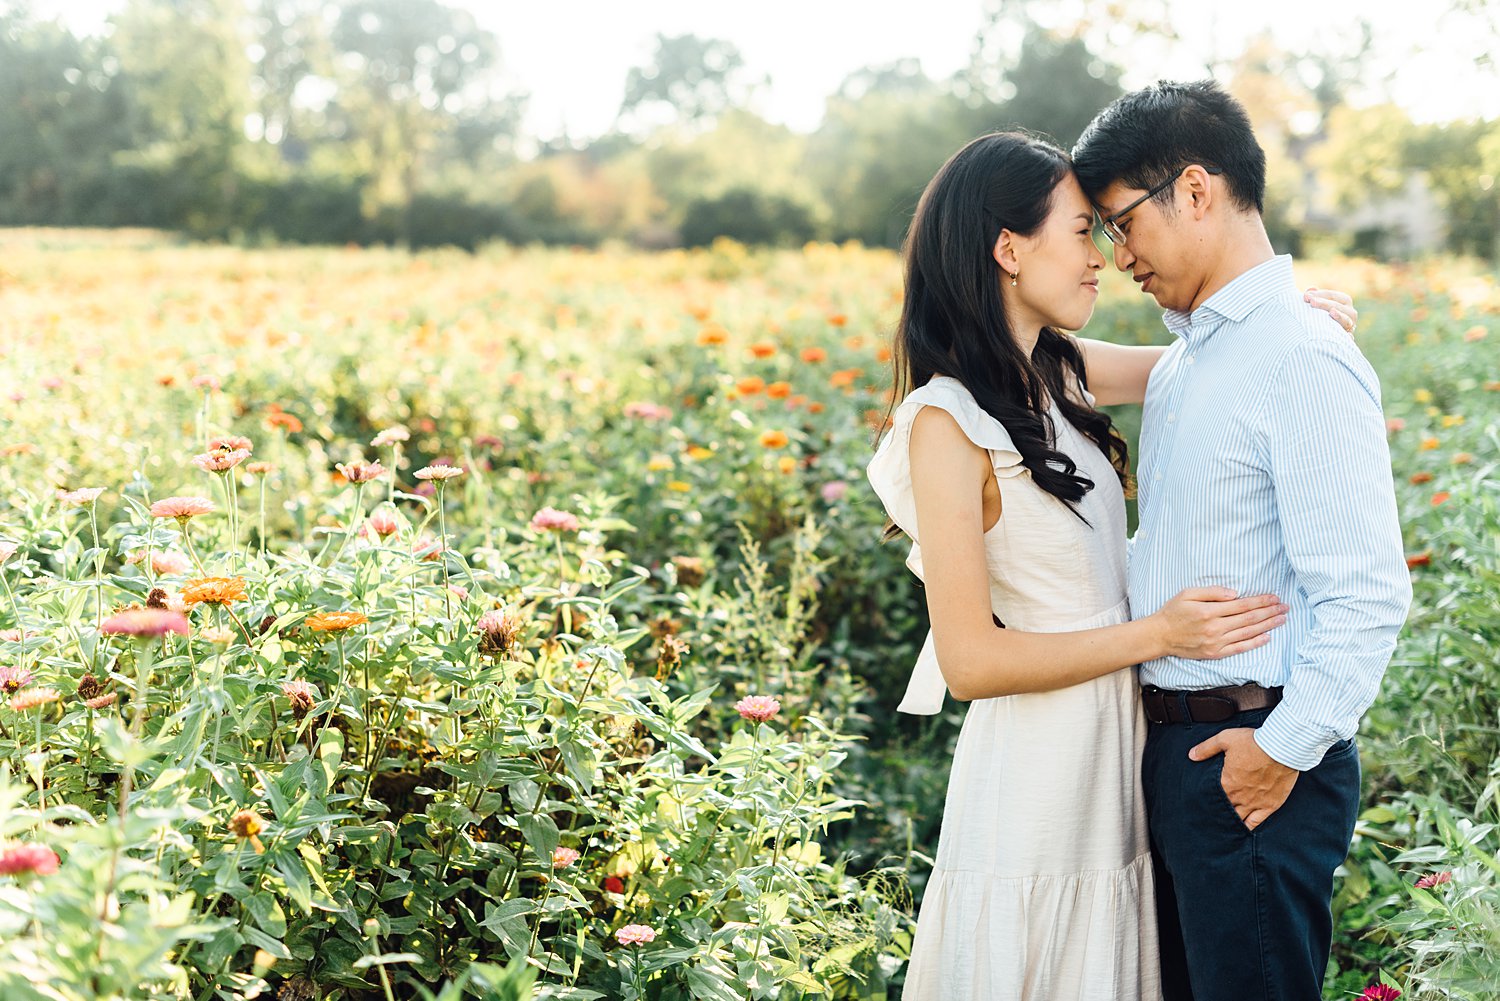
left=1161, top=254, right=1295, bottom=343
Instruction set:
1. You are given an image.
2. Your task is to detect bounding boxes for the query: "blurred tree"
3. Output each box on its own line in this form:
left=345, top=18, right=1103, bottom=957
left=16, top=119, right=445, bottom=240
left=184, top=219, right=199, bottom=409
left=987, top=27, right=1122, bottom=147
left=0, top=8, right=135, bottom=225
left=806, top=62, right=971, bottom=246
left=679, top=187, right=815, bottom=247
left=329, top=0, right=519, bottom=243
left=1309, top=103, right=1415, bottom=213
left=617, top=33, right=752, bottom=134
left=110, top=0, right=254, bottom=237
left=1409, top=119, right=1500, bottom=260
left=245, top=0, right=334, bottom=164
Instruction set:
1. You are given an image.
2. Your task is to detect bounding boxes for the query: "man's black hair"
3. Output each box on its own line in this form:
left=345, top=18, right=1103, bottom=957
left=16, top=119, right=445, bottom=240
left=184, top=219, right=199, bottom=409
left=1071, top=79, right=1266, bottom=215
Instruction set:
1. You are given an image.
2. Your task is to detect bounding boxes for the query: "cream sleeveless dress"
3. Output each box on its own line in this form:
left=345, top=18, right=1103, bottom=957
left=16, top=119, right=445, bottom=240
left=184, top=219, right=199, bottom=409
left=866, top=375, right=1159, bottom=1001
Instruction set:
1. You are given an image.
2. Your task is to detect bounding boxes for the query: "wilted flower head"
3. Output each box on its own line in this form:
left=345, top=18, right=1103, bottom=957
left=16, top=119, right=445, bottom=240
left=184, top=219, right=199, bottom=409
left=671, top=556, right=706, bottom=588
left=180, top=577, right=247, bottom=606
left=11, top=687, right=60, bottom=711
left=414, top=464, right=464, bottom=482
left=306, top=611, right=368, bottom=633
left=150, top=496, right=216, bottom=521
left=76, top=673, right=103, bottom=701
left=208, top=435, right=253, bottom=453
left=657, top=635, right=689, bottom=677
left=615, top=924, right=656, bottom=946
left=282, top=680, right=318, bottom=720
left=229, top=809, right=266, bottom=853
left=552, top=846, right=580, bottom=869
left=530, top=507, right=580, bottom=533
left=371, top=426, right=411, bottom=448
left=476, top=608, right=524, bottom=658
left=336, top=460, right=386, bottom=484
left=0, top=843, right=60, bottom=878
left=0, top=665, right=33, bottom=694
left=57, top=487, right=106, bottom=507
left=101, top=608, right=191, bottom=638
left=734, top=695, right=781, bottom=724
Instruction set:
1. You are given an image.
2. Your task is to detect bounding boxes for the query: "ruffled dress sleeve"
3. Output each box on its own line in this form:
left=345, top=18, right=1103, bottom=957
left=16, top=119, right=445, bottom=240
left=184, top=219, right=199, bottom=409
left=864, top=376, right=1028, bottom=714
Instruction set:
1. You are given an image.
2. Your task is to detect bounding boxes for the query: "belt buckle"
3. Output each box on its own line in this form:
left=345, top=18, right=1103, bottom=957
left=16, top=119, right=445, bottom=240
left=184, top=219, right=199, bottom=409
left=1140, top=685, right=1168, bottom=724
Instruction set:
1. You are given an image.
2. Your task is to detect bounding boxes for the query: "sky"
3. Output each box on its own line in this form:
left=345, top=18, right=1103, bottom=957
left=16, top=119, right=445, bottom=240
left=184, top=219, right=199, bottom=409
left=24, top=0, right=1500, bottom=140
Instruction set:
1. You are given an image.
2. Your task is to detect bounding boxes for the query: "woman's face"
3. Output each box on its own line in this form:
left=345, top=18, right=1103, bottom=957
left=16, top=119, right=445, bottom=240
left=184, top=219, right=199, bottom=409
left=999, top=172, right=1105, bottom=334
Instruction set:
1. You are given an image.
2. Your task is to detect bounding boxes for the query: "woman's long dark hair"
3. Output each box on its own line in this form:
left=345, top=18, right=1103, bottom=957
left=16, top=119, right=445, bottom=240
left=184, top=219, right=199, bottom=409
left=879, top=131, right=1130, bottom=541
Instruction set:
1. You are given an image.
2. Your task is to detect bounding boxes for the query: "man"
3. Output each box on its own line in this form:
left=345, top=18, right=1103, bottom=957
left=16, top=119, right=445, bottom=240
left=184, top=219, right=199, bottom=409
left=1070, top=81, right=1412, bottom=999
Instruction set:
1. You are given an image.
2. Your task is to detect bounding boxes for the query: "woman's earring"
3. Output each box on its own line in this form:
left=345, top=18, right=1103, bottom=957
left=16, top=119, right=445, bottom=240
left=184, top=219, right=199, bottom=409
left=1009, top=271, right=1018, bottom=287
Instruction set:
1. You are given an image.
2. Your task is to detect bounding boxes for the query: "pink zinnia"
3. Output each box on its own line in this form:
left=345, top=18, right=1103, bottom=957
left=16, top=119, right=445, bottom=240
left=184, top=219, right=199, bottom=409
left=448, top=583, right=469, bottom=602
left=371, top=426, right=410, bottom=448
left=58, top=487, right=106, bottom=507
left=734, top=695, right=781, bottom=723
left=624, top=401, right=672, bottom=420
left=530, top=507, right=580, bottom=533
left=0, top=541, right=18, bottom=563
left=0, top=843, right=60, bottom=877
left=411, top=534, right=446, bottom=561
left=190, top=374, right=221, bottom=392
left=553, top=846, right=580, bottom=868
left=151, top=496, right=216, bottom=520
left=414, top=464, right=464, bottom=482
left=83, top=693, right=118, bottom=710
left=337, top=460, right=386, bottom=484
left=0, top=629, right=22, bottom=643
left=208, top=435, right=253, bottom=453
left=367, top=507, right=402, bottom=537
left=1414, top=871, right=1452, bottom=889
left=101, top=608, right=191, bottom=638
left=11, top=687, right=60, bottom=711
left=1360, top=985, right=1401, bottom=1001
left=820, top=480, right=849, bottom=503
left=615, top=924, right=656, bottom=946
left=0, top=665, right=33, bottom=694
left=193, top=449, right=250, bottom=473
left=126, top=549, right=193, bottom=576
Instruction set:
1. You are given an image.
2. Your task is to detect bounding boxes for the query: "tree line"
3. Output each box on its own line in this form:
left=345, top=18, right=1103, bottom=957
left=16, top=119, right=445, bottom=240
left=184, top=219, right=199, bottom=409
left=1, top=0, right=1496, bottom=257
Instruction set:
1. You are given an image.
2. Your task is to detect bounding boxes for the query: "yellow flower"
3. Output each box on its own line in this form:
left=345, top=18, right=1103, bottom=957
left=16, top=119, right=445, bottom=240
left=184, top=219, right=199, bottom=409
left=759, top=430, right=789, bottom=449
left=666, top=480, right=692, bottom=492
left=1414, top=388, right=1433, bottom=403
left=1441, top=414, right=1465, bottom=428
left=180, top=577, right=247, bottom=606
left=647, top=454, right=673, bottom=472
left=777, top=456, right=797, bottom=474
left=306, top=611, right=368, bottom=632
left=1420, top=437, right=1440, bottom=451
left=686, top=446, right=714, bottom=461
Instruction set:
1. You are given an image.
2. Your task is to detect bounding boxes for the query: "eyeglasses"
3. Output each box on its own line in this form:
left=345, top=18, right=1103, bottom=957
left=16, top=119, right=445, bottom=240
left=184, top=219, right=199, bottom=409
left=1097, top=164, right=1223, bottom=246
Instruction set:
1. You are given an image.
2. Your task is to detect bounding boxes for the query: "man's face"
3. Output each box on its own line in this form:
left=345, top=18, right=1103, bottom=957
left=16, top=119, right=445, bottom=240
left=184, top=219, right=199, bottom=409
left=1094, top=178, right=1202, bottom=312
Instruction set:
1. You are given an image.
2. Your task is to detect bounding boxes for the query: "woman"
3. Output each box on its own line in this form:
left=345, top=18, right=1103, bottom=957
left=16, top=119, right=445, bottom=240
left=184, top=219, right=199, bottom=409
left=864, top=132, right=1357, bottom=999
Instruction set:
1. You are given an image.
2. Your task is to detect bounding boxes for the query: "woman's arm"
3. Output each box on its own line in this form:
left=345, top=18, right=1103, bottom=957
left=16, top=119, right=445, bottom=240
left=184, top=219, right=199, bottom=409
left=1072, top=289, right=1360, bottom=407
left=908, top=407, right=1286, bottom=701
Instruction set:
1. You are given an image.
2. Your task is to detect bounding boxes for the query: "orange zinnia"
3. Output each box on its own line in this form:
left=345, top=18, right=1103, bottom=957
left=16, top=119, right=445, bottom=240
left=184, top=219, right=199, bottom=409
left=1409, top=471, right=1434, bottom=484
left=749, top=341, right=777, bottom=358
left=766, top=381, right=792, bottom=399
left=760, top=430, right=789, bottom=449
left=827, top=313, right=848, bottom=327
left=800, top=347, right=826, bottom=363
left=830, top=369, right=861, bottom=389
left=736, top=376, right=766, bottom=395
left=306, top=611, right=368, bottom=632
left=697, top=324, right=728, bottom=346
left=181, top=577, right=248, bottom=606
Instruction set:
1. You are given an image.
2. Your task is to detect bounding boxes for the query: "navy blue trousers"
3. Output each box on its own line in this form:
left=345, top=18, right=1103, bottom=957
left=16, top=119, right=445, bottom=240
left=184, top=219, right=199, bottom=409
left=1142, top=705, right=1361, bottom=1001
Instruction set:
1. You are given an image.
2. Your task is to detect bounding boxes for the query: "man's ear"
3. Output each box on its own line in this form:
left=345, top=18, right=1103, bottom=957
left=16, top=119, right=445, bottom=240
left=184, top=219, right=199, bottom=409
left=1182, top=164, right=1216, bottom=220
left=993, top=229, right=1021, bottom=275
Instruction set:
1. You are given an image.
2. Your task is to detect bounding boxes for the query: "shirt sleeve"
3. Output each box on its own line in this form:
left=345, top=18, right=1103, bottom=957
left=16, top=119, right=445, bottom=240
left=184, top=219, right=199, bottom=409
left=1252, top=335, right=1413, bottom=771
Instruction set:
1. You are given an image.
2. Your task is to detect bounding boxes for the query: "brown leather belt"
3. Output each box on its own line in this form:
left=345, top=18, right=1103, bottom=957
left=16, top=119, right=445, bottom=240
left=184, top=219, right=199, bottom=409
left=1141, top=683, right=1283, bottom=724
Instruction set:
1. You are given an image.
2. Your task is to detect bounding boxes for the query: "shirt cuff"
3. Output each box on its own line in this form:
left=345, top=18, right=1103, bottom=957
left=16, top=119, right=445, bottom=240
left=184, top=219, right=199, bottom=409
left=1253, top=705, right=1341, bottom=772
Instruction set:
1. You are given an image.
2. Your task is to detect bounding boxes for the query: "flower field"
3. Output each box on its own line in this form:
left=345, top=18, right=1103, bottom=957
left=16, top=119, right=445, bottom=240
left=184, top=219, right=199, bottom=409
left=0, top=228, right=1495, bottom=1000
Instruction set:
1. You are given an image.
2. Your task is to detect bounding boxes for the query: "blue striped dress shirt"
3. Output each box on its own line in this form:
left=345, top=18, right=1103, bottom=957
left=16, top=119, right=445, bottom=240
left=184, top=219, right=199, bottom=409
left=1128, top=254, right=1412, bottom=771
